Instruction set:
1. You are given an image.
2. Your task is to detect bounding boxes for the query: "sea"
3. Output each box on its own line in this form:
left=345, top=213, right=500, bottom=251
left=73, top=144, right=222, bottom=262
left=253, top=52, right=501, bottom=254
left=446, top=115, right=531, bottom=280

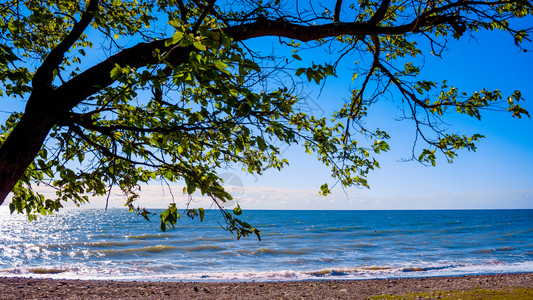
left=0, top=208, right=532, bottom=282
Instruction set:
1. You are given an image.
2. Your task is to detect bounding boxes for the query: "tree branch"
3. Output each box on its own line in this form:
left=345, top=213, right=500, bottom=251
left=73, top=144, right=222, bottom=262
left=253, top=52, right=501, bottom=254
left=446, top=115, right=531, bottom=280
left=69, top=124, right=159, bottom=168
left=342, top=35, right=381, bottom=152
left=377, top=62, right=429, bottom=109
left=223, top=14, right=459, bottom=41
left=368, top=0, right=391, bottom=25
left=31, top=0, right=100, bottom=93
left=69, top=115, right=216, bottom=135
left=54, top=12, right=463, bottom=116
left=333, top=0, right=342, bottom=23
left=191, top=0, right=217, bottom=33
left=176, top=0, right=189, bottom=22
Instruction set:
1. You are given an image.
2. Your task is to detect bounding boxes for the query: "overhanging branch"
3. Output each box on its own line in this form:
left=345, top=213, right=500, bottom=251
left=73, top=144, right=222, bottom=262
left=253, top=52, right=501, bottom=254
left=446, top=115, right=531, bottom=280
left=55, top=12, right=461, bottom=114
left=32, top=0, right=100, bottom=92
left=368, top=0, right=391, bottom=25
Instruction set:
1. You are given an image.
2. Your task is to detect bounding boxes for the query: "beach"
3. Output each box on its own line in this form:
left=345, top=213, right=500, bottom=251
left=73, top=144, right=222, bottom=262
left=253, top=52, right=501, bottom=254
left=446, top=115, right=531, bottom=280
left=2, top=210, right=532, bottom=298
left=1, top=273, right=532, bottom=299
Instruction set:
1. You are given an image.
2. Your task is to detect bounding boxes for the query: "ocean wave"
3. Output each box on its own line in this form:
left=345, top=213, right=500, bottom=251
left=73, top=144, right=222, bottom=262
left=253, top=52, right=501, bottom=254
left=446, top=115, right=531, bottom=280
left=181, top=245, right=226, bottom=252
left=0, top=267, right=70, bottom=275
left=123, top=264, right=443, bottom=281
left=28, top=268, right=68, bottom=274
left=306, top=266, right=396, bottom=277
left=126, top=233, right=177, bottom=240
left=87, top=234, right=122, bottom=239
left=2, top=261, right=532, bottom=282
left=87, top=241, right=132, bottom=247
left=95, top=245, right=179, bottom=254
left=28, top=241, right=138, bottom=251
left=348, top=243, right=378, bottom=248
left=473, top=247, right=517, bottom=254
left=318, top=257, right=341, bottom=262
left=235, top=248, right=310, bottom=255
left=196, top=236, right=234, bottom=242
left=185, top=261, right=533, bottom=282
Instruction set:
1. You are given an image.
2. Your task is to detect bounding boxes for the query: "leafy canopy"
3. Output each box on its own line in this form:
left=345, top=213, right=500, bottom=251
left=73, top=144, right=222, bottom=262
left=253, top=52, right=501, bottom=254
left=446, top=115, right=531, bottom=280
left=0, top=0, right=530, bottom=239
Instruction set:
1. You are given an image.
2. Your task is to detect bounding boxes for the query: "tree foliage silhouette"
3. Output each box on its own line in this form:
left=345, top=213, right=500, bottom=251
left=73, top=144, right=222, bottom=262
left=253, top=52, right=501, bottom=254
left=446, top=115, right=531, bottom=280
left=0, top=0, right=530, bottom=238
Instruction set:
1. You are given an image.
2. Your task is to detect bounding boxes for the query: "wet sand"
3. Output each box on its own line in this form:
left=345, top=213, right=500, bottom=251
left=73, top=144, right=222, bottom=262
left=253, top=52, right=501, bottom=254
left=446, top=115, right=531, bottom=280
left=0, top=273, right=532, bottom=299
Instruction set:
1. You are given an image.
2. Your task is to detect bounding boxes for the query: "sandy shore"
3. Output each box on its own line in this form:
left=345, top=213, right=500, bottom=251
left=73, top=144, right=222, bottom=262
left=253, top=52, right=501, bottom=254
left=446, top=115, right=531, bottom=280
left=0, top=273, right=531, bottom=299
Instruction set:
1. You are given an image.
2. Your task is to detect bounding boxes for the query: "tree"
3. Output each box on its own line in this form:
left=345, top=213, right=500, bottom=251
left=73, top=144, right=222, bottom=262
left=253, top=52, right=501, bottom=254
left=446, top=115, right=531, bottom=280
left=0, top=0, right=530, bottom=238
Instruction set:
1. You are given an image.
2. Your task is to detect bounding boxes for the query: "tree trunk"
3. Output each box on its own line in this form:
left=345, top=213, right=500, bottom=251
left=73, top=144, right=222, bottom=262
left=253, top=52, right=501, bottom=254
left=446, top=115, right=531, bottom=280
left=0, top=104, right=56, bottom=205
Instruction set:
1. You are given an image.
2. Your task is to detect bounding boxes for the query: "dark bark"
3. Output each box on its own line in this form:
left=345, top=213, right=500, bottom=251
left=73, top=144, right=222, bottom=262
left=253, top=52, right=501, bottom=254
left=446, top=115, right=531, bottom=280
left=0, top=0, right=100, bottom=203
left=0, top=97, right=57, bottom=202
left=32, top=0, right=99, bottom=91
left=368, top=0, right=391, bottom=25
left=334, top=0, right=343, bottom=23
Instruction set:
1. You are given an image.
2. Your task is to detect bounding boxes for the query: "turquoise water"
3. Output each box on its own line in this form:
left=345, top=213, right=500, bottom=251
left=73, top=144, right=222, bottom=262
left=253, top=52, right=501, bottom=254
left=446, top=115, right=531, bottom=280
left=0, top=209, right=532, bottom=281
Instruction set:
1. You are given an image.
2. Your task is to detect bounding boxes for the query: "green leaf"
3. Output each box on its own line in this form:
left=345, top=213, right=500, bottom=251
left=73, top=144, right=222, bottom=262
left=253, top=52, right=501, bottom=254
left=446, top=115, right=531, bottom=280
left=214, top=60, right=228, bottom=70
left=419, top=149, right=436, bottom=166
left=198, top=207, right=205, bottom=222
left=110, top=66, right=121, bottom=80
left=319, top=183, right=331, bottom=196
left=193, top=40, right=206, bottom=51
left=233, top=205, right=242, bottom=216
left=256, top=136, right=267, bottom=151
left=165, top=31, right=184, bottom=47
left=160, top=203, right=179, bottom=232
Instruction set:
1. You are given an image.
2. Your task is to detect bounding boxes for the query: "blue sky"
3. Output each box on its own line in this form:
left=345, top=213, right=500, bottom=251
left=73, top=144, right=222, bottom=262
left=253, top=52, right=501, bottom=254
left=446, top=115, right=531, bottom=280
left=1, top=14, right=532, bottom=211
left=97, top=26, right=532, bottom=210
left=213, top=26, right=533, bottom=210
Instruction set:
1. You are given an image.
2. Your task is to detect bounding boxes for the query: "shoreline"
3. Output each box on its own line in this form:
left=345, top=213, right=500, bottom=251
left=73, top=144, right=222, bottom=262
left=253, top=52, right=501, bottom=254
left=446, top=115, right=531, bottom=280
left=1, top=272, right=532, bottom=299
